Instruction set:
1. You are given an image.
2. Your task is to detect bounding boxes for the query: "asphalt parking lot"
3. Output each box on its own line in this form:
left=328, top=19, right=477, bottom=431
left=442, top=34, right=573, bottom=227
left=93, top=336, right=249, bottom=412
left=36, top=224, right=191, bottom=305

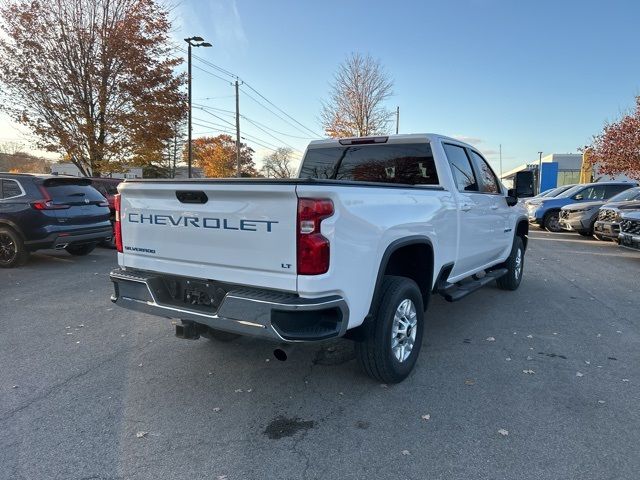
left=1, top=229, right=639, bottom=480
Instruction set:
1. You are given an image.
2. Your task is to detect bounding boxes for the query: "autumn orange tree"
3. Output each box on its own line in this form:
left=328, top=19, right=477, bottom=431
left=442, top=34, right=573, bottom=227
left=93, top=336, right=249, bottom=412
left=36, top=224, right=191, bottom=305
left=187, top=134, right=257, bottom=178
left=585, top=96, right=640, bottom=180
left=0, top=0, right=185, bottom=176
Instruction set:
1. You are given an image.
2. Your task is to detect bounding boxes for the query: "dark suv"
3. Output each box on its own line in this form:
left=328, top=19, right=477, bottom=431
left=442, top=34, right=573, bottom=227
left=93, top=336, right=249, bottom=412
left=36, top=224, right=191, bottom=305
left=0, top=173, right=112, bottom=267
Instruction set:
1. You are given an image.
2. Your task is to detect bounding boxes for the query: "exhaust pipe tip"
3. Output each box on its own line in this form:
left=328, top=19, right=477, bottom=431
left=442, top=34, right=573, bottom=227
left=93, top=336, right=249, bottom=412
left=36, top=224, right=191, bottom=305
left=273, top=348, right=288, bottom=361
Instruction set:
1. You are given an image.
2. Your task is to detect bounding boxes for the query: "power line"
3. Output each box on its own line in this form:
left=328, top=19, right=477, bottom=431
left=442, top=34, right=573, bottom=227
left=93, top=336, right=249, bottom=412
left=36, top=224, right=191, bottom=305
left=236, top=115, right=315, bottom=140
left=190, top=63, right=230, bottom=83
left=183, top=53, right=321, bottom=138
left=193, top=106, right=236, bottom=128
left=241, top=115, right=303, bottom=153
left=192, top=103, right=236, bottom=116
left=240, top=87, right=318, bottom=139
left=242, top=82, right=321, bottom=137
left=193, top=117, right=283, bottom=151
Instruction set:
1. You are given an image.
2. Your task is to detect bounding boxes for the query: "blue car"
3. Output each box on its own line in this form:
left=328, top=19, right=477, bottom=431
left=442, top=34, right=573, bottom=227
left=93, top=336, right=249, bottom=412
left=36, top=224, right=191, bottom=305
left=527, top=181, right=638, bottom=232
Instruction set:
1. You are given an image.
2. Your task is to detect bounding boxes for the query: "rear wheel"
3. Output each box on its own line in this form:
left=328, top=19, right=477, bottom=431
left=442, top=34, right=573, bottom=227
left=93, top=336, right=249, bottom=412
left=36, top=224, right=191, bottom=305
left=65, top=243, right=97, bottom=256
left=496, top=236, right=525, bottom=291
left=355, top=276, right=424, bottom=384
left=543, top=211, right=562, bottom=232
left=0, top=227, right=29, bottom=268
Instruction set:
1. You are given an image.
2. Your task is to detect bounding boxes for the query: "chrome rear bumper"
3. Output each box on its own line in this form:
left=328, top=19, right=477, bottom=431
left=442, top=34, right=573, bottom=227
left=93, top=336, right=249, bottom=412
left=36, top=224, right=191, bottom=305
left=109, top=268, right=348, bottom=342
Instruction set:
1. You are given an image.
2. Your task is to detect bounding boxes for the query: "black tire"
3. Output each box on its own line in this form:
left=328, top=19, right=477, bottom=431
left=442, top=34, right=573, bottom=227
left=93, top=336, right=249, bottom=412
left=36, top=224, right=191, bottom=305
left=0, top=227, right=29, bottom=268
left=65, top=243, right=97, bottom=256
left=543, top=211, right=562, bottom=232
left=496, top=236, right=524, bottom=291
left=355, top=276, right=424, bottom=384
left=201, top=328, right=241, bottom=342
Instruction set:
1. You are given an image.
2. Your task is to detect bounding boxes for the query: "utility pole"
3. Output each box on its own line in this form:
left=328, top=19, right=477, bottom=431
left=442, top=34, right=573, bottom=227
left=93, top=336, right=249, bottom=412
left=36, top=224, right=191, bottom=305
left=499, top=144, right=503, bottom=179
left=395, top=106, right=399, bottom=134
left=235, top=80, right=241, bottom=177
left=537, top=151, right=543, bottom=194
left=184, top=36, right=212, bottom=178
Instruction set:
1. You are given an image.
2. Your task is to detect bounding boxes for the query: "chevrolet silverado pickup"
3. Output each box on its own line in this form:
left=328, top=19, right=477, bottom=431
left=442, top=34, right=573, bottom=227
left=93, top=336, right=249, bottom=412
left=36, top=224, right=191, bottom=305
left=110, top=134, right=531, bottom=383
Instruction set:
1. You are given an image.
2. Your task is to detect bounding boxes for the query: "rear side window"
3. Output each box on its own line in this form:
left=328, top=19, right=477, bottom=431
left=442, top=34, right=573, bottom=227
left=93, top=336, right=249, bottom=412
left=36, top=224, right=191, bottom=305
left=299, top=143, right=439, bottom=185
left=469, top=150, right=500, bottom=194
left=44, top=181, right=106, bottom=202
left=604, top=184, right=631, bottom=198
left=1, top=179, right=23, bottom=199
left=443, top=144, right=478, bottom=192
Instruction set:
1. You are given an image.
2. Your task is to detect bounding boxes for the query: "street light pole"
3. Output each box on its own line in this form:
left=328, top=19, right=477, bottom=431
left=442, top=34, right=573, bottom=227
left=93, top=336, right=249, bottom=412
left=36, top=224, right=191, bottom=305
left=184, top=36, right=212, bottom=178
left=187, top=40, right=192, bottom=178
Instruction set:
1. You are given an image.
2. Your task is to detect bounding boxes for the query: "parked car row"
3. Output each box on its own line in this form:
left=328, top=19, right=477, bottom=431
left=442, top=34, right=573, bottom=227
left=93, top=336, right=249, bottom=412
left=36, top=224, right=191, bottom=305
left=0, top=173, right=121, bottom=267
left=525, top=181, right=640, bottom=250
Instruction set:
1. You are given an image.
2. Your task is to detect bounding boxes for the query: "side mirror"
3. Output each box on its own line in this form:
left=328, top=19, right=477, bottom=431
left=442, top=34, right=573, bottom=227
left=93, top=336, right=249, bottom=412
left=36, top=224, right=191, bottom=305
left=506, top=189, right=518, bottom=207
left=514, top=171, right=535, bottom=198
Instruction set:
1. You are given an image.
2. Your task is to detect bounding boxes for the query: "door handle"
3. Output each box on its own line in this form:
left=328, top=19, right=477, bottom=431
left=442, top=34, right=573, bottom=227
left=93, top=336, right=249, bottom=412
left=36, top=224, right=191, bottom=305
left=460, top=203, right=472, bottom=212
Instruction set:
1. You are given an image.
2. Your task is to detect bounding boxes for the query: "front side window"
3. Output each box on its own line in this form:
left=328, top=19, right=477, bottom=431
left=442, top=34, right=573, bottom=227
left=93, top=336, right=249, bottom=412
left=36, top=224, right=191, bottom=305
left=469, top=150, right=500, bottom=194
left=443, top=144, right=478, bottom=192
left=299, top=143, right=439, bottom=185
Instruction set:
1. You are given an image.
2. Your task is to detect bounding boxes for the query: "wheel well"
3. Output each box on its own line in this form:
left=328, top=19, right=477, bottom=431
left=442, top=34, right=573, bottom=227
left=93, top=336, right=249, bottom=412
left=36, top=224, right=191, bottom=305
left=516, top=220, right=528, bottom=250
left=382, top=242, right=433, bottom=307
left=0, top=221, right=24, bottom=239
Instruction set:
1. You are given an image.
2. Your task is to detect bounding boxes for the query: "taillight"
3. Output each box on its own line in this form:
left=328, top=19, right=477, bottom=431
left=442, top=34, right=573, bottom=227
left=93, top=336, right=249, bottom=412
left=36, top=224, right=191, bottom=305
left=31, top=201, right=70, bottom=210
left=114, top=194, right=123, bottom=253
left=297, top=198, right=334, bottom=275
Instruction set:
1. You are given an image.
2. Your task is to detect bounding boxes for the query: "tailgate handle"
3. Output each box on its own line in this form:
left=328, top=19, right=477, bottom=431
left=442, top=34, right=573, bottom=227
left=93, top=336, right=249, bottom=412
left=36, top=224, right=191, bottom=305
left=176, top=190, right=208, bottom=204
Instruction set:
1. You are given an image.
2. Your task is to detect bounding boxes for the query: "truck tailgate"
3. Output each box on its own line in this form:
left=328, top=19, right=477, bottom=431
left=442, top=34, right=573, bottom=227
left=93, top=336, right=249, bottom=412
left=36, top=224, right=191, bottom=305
left=118, top=182, right=298, bottom=291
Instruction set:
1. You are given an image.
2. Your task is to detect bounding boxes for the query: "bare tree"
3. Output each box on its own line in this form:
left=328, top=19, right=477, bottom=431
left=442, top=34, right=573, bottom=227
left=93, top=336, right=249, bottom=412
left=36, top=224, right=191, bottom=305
left=0, top=0, right=185, bottom=176
left=320, top=53, right=394, bottom=138
left=260, top=147, right=296, bottom=178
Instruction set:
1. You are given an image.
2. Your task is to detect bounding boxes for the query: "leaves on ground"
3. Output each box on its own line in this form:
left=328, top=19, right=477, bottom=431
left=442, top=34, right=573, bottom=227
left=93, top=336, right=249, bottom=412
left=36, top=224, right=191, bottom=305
left=486, top=337, right=495, bottom=342
left=401, top=450, right=411, bottom=456
left=136, top=431, right=148, bottom=438
left=464, top=379, right=476, bottom=385
left=526, top=334, right=533, bottom=338
left=421, top=414, right=430, bottom=421
left=498, top=428, right=509, bottom=436
left=576, top=372, right=584, bottom=377
left=522, top=369, right=535, bottom=375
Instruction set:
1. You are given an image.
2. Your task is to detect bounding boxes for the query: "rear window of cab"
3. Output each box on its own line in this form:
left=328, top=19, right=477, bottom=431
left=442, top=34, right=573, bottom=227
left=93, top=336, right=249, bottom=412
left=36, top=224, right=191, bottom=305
left=299, top=143, right=439, bottom=186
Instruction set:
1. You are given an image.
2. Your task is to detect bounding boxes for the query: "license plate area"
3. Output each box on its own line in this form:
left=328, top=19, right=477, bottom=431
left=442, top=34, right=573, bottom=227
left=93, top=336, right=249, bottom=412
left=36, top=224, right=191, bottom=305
left=147, top=274, right=230, bottom=314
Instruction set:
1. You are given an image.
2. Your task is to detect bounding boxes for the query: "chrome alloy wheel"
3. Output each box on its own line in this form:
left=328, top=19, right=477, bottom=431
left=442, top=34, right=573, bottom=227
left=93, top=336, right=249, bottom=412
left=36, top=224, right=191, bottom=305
left=391, top=298, right=417, bottom=363
left=514, top=248, right=523, bottom=280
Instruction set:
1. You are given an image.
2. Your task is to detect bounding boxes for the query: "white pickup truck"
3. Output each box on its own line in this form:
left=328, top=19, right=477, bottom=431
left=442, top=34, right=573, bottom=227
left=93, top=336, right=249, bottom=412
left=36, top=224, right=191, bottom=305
left=110, top=134, right=532, bottom=383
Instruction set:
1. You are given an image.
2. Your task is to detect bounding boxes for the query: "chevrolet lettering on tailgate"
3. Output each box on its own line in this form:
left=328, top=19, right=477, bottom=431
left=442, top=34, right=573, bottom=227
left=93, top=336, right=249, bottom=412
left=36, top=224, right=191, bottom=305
left=128, top=213, right=278, bottom=232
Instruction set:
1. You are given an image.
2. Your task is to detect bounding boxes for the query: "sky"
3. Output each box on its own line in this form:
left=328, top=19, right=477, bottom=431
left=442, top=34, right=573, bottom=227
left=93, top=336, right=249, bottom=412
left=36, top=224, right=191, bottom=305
left=2, top=0, right=640, bottom=174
